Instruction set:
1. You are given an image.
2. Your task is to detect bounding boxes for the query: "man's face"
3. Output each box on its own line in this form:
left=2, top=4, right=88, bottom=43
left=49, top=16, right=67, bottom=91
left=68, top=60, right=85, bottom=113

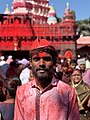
left=79, top=64, right=86, bottom=71
left=62, top=66, right=68, bottom=73
left=70, top=63, right=76, bottom=70
left=18, top=64, right=25, bottom=71
left=31, top=52, right=53, bottom=80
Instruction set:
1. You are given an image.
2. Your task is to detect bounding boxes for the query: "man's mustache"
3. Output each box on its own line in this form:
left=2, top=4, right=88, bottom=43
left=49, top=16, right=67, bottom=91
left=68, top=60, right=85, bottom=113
left=36, top=68, right=48, bottom=72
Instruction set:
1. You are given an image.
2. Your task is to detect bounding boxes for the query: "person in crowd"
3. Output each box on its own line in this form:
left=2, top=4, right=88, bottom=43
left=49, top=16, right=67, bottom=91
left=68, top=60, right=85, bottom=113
left=83, top=68, right=90, bottom=85
left=0, top=56, right=6, bottom=66
left=0, top=55, right=13, bottom=76
left=77, top=58, right=90, bottom=86
left=0, top=78, right=21, bottom=120
left=86, top=55, right=90, bottom=69
left=53, top=58, right=62, bottom=80
left=61, top=61, right=71, bottom=84
left=17, top=58, right=30, bottom=85
left=0, top=71, right=6, bottom=102
left=68, top=59, right=77, bottom=74
left=6, top=61, right=19, bottom=79
left=0, top=81, right=6, bottom=102
left=70, top=69, right=90, bottom=120
left=77, top=58, right=86, bottom=73
left=14, top=38, right=79, bottom=120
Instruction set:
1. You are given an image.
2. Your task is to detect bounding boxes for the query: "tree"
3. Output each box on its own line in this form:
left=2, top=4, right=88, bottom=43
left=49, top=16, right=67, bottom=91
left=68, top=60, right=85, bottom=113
left=70, top=10, right=76, bottom=20
left=76, top=18, right=90, bottom=36
left=56, top=17, right=62, bottom=23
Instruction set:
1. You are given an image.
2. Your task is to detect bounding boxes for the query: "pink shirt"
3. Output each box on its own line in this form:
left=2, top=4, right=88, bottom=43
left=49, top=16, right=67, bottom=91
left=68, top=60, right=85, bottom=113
left=14, top=77, right=79, bottom=120
left=83, top=68, right=90, bottom=85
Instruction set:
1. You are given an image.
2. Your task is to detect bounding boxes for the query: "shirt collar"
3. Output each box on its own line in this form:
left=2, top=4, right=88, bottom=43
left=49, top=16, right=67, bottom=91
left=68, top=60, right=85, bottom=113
left=31, top=76, right=58, bottom=89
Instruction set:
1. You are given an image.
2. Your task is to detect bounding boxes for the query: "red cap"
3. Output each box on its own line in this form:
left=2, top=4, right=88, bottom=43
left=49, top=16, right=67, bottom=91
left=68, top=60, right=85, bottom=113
left=30, top=38, right=50, bottom=50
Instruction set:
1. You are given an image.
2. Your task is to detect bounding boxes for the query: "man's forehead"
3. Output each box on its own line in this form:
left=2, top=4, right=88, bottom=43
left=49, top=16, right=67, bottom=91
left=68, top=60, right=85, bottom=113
left=32, top=52, right=51, bottom=57
left=71, top=63, right=76, bottom=65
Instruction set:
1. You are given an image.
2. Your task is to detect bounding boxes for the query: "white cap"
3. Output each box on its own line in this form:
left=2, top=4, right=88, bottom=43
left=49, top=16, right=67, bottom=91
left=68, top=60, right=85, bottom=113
left=18, top=58, right=29, bottom=66
left=77, top=58, right=86, bottom=66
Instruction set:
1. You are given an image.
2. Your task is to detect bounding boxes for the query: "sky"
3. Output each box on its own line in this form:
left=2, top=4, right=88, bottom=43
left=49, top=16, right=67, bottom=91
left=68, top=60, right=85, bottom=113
left=0, top=0, right=90, bottom=20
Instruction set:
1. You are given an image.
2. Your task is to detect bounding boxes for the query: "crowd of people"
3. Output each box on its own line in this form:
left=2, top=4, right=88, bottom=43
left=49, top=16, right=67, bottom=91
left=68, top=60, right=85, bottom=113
left=0, top=38, right=90, bottom=120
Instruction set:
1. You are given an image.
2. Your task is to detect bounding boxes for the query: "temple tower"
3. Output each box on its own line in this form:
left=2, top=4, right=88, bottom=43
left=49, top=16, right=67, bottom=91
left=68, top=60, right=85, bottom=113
left=59, top=3, right=78, bottom=59
left=12, top=0, right=50, bottom=24
left=47, top=5, right=57, bottom=24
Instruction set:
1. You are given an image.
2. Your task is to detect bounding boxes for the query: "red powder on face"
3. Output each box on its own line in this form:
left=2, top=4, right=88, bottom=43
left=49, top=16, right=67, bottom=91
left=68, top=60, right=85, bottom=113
left=38, top=52, right=48, bottom=58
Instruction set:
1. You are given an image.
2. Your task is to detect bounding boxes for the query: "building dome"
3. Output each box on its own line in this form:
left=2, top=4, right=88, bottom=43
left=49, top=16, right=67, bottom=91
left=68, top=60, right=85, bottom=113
left=47, top=5, right=57, bottom=25
left=62, top=3, right=75, bottom=23
left=48, top=6, right=56, bottom=17
left=47, top=16, right=57, bottom=24
left=48, top=16, right=57, bottom=21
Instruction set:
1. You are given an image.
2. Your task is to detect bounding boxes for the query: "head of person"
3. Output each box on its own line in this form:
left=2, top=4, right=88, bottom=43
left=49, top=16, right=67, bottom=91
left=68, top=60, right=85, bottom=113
left=55, top=58, right=61, bottom=72
left=0, top=56, right=5, bottom=61
left=29, top=38, right=58, bottom=81
left=61, top=62, right=69, bottom=74
left=77, top=58, right=86, bottom=72
left=70, top=59, right=77, bottom=70
left=6, top=61, right=19, bottom=78
left=5, top=55, right=13, bottom=64
left=17, top=58, right=29, bottom=71
left=3, top=78, right=20, bottom=99
left=71, top=69, right=82, bottom=84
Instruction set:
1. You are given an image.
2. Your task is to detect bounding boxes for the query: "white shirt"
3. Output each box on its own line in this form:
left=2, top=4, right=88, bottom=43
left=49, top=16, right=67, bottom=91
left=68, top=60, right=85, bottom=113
left=86, top=60, right=90, bottom=68
left=0, top=61, right=6, bottom=66
left=19, top=67, right=30, bottom=85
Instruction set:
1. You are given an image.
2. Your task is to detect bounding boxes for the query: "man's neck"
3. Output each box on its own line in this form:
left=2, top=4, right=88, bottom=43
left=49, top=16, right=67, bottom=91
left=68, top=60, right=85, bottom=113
left=35, top=76, right=52, bottom=90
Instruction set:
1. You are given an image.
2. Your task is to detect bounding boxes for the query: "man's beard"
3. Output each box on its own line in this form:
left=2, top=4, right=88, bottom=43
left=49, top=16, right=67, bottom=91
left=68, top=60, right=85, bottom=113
left=32, top=67, right=53, bottom=81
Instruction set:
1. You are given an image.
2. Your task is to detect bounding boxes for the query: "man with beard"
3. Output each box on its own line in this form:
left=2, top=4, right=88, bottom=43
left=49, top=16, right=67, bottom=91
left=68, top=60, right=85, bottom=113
left=14, top=38, right=80, bottom=120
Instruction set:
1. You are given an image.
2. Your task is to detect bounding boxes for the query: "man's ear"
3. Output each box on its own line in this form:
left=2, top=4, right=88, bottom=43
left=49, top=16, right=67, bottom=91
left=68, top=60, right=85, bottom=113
left=29, top=59, right=32, bottom=68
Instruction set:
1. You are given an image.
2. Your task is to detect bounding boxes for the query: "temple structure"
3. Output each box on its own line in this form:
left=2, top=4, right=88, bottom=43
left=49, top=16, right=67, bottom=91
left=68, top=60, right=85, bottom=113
left=0, top=1, right=79, bottom=59
left=77, top=36, right=90, bottom=57
left=12, top=0, right=50, bottom=24
left=47, top=5, right=57, bottom=24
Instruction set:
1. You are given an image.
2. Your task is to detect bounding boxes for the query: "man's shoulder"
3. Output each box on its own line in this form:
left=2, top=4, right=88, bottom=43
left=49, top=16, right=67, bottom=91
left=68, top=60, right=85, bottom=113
left=16, top=80, right=35, bottom=101
left=58, top=80, right=72, bottom=87
left=0, top=63, right=9, bottom=68
left=17, top=80, right=34, bottom=94
left=57, top=80, right=75, bottom=93
left=19, top=80, right=34, bottom=87
left=56, top=80, right=77, bottom=103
